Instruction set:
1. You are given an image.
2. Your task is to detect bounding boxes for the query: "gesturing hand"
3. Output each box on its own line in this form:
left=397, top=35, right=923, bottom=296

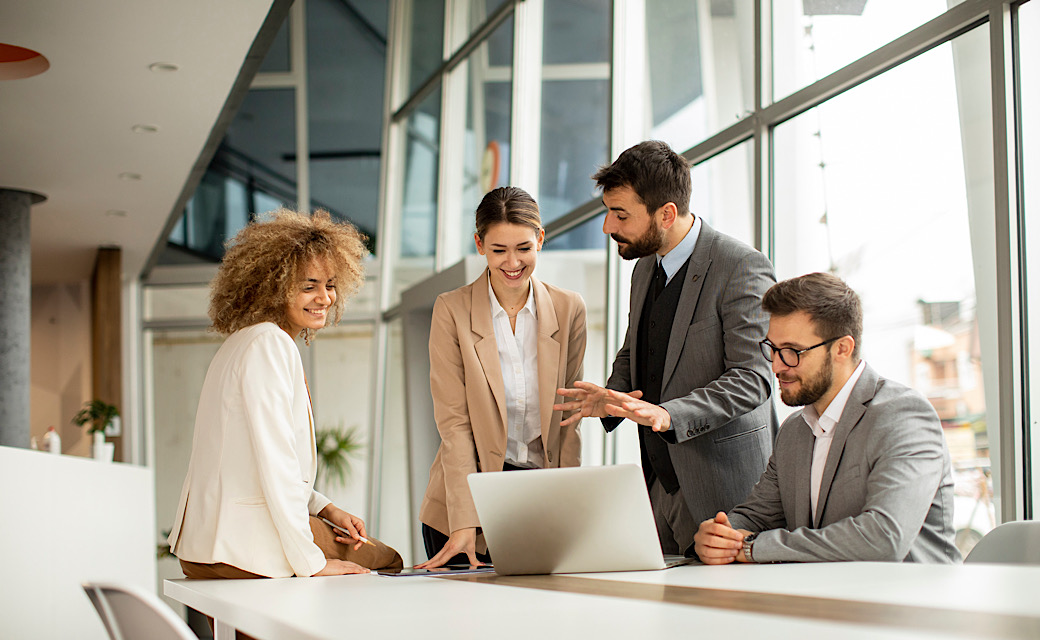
left=414, top=527, right=482, bottom=569
left=555, top=381, right=645, bottom=427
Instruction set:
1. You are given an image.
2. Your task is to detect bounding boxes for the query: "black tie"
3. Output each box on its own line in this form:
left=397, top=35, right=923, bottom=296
left=652, top=261, right=667, bottom=300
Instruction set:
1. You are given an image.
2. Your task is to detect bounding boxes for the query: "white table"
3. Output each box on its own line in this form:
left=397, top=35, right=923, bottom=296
left=165, top=562, right=1040, bottom=640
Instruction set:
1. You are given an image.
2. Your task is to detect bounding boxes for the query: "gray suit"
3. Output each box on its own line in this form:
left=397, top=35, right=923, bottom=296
left=729, top=363, right=959, bottom=563
left=606, top=221, right=778, bottom=547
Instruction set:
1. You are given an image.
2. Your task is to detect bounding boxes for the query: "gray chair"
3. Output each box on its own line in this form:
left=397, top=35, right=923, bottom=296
left=82, top=582, right=197, bottom=640
left=963, top=521, right=1040, bottom=565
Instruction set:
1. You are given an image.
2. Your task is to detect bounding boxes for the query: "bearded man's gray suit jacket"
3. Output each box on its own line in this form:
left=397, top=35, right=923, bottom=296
left=728, top=363, right=959, bottom=563
left=605, top=220, right=778, bottom=537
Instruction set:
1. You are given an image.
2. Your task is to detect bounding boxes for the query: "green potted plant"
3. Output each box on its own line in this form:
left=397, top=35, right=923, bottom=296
left=315, top=425, right=363, bottom=492
left=72, top=399, right=119, bottom=460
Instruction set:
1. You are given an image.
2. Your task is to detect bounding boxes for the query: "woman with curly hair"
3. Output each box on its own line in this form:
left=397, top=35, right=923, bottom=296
left=168, top=208, right=402, bottom=580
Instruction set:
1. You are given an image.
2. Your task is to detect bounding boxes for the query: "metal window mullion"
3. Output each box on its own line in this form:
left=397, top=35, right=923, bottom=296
left=436, top=0, right=469, bottom=269
left=754, top=0, right=772, bottom=257
left=510, top=0, right=543, bottom=197
left=989, top=0, right=1026, bottom=522
left=291, top=0, right=310, bottom=211
left=368, top=0, right=412, bottom=532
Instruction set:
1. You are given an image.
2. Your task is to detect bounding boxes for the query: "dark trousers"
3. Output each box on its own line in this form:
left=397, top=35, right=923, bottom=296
left=422, top=461, right=528, bottom=564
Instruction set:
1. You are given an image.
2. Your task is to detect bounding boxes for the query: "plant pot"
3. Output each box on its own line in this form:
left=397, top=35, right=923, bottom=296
left=92, top=431, right=109, bottom=461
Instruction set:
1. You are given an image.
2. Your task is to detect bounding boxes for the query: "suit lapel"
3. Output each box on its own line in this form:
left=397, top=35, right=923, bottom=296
left=662, top=221, right=714, bottom=386
left=470, top=270, right=509, bottom=433
left=627, top=257, right=655, bottom=384
left=791, top=418, right=816, bottom=529
left=533, top=279, right=562, bottom=447
left=813, top=365, right=877, bottom=527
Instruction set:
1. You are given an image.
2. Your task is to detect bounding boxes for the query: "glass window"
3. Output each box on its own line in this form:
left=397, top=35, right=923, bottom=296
left=542, top=214, right=609, bottom=465
left=310, top=323, right=376, bottom=519
left=644, top=0, right=754, bottom=151
left=376, top=318, right=413, bottom=563
left=1020, top=0, right=1040, bottom=511
left=464, top=0, right=511, bottom=43
left=543, top=0, right=610, bottom=65
left=307, top=0, right=388, bottom=245
left=403, top=0, right=446, bottom=98
left=773, top=26, right=994, bottom=557
left=258, top=15, right=291, bottom=73
left=394, top=87, right=442, bottom=304
left=691, top=140, right=754, bottom=245
left=163, top=89, right=296, bottom=263
left=772, top=0, right=963, bottom=101
left=462, top=16, right=514, bottom=250
left=539, top=0, right=610, bottom=224
left=539, top=80, right=610, bottom=223
left=150, top=329, right=223, bottom=588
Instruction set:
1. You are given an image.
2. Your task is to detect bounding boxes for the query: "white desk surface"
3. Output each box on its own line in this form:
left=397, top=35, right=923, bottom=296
left=165, top=562, right=1040, bottom=640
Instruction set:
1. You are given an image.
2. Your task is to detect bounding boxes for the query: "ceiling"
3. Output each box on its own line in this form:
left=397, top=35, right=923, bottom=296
left=0, top=0, right=279, bottom=284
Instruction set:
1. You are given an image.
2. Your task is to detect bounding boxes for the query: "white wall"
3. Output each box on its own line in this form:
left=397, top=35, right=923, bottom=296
left=0, top=445, right=157, bottom=639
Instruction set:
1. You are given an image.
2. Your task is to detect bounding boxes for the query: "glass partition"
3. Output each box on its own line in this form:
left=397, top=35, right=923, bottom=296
left=461, top=15, right=514, bottom=249
left=644, top=0, right=753, bottom=151
left=393, top=88, right=443, bottom=304
left=773, top=26, right=995, bottom=556
left=539, top=0, right=610, bottom=223
left=772, top=0, right=963, bottom=101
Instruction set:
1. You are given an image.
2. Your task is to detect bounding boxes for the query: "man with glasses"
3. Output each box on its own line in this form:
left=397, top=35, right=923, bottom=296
left=555, top=140, right=778, bottom=556
left=693, top=272, right=959, bottom=564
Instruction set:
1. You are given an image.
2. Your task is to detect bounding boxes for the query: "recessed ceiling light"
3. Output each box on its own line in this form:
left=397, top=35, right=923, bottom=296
left=118, top=172, right=142, bottom=181
left=148, top=62, right=179, bottom=73
left=106, top=209, right=128, bottom=217
left=131, top=124, right=159, bottom=134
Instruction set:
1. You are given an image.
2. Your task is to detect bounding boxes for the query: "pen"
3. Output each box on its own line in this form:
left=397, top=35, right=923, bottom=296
left=321, top=517, right=376, bottom=546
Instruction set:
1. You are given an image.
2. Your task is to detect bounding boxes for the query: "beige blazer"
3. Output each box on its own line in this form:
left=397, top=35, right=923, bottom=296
left=419, top=271, right=587, bottom=546
left=167, top=322, right=331, bottom=578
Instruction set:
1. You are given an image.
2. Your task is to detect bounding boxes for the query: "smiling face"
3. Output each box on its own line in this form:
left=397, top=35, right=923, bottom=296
left=766, top=311, right=838, bottom=409
left=283, top=258, right=337, bottom=338
left=601, top=185, right=667, bottom=260
left=474, top=222, right=544, bottom=294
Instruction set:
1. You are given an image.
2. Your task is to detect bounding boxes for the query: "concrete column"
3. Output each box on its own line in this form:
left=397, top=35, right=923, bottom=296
left=0, top=189, right=43, bottom=448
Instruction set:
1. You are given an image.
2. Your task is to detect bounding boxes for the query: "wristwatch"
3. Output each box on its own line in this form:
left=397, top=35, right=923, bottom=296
left=742, top=532, right=758, bottom=563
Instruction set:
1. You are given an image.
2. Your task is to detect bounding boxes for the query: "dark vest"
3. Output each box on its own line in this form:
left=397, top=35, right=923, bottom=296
left=635, top=258, right=690, bottom=494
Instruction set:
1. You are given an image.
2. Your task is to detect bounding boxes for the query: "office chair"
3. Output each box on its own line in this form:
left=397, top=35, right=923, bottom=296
left=963, top=521, right=1040, bottom=565
left=82, top=582, right=197, bottom=640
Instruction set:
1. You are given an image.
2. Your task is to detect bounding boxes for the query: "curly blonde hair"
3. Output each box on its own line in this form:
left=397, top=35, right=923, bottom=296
left=209, top=208, right=368, bottom=343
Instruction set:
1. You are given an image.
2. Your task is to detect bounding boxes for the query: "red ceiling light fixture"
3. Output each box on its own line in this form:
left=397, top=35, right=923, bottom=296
left=0, top=43, right=49, bottom=80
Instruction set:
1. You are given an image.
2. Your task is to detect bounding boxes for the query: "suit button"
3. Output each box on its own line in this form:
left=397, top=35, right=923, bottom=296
left=649, top=347, right=655, bottom=356
left=687, top=430, right=694, bottom=437
left=547, top=451, right=553, bottom=462
left=650, top=320, right=656, bottom=328
left=650, top=374, right=658, bottom=382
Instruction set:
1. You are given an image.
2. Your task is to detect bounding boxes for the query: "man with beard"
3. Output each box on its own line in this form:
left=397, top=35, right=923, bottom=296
left=693, top=273, right=959, bottom=564
left=555, top=140, right=777, bottom=555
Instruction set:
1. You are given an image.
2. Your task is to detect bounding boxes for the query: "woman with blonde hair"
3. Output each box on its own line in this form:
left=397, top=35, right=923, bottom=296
left=417, top=187, right=587, bottom=568
left=169, top=208, right=402, bottom=579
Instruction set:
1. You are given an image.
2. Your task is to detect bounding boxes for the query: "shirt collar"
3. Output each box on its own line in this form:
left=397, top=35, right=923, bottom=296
left=657, top=215, right=701, bottom=280
left=488, top=273, right=537, bottom=319
left=802, top=359, right=866, bottom=437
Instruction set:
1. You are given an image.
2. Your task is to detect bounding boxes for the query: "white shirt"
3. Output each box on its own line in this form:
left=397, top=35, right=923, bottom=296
left=488, top=277, right=543, bottom=468
left=802, top=359, right=866, bottom=521
left=657, top=215, right=702, bottom=285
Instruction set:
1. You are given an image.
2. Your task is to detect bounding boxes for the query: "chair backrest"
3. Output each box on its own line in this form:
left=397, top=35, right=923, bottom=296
left=963, top=521, right=1040, bottom=565
left=82, top=582, right=197, bottom=640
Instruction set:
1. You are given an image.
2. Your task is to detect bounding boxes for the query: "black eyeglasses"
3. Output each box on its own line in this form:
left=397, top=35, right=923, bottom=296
left=759, top=337, right=841, bottom=367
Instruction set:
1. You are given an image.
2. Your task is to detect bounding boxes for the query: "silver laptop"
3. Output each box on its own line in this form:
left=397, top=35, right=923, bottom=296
left=467, top=464, right=695, bottom=575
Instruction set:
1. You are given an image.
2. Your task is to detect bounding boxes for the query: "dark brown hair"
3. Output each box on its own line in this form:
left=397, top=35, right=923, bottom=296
left=762, top=272, right=863, bottom=359
left=474, top=186, right=542, bottom=240
left=592, top=140, right=692, bottom=217
left=209, top=208, right=368, bottom=343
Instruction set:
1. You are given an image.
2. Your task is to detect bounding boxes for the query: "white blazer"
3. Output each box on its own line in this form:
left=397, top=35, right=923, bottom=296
left=167, top=322, right=330, bottom=578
